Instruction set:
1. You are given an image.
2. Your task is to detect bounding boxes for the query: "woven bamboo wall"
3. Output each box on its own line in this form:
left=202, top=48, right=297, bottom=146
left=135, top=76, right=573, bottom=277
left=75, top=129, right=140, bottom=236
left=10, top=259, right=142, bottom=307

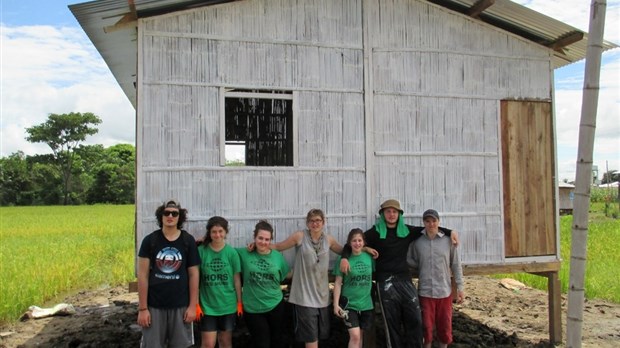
left=137, top=0, right=367, bottom=254
left=135, top=0, right=555, bottom=265
left=367, top=0, right=552, bottom=263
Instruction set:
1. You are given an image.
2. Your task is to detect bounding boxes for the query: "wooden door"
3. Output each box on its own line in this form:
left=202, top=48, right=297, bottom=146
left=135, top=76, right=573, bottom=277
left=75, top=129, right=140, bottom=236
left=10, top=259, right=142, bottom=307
left=501, top=100, right=557, bottom=257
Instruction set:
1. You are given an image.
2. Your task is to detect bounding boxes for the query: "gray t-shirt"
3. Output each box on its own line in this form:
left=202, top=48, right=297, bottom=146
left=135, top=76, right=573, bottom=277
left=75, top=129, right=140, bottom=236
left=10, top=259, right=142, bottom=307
left=288, top=229, right=330, bottom=308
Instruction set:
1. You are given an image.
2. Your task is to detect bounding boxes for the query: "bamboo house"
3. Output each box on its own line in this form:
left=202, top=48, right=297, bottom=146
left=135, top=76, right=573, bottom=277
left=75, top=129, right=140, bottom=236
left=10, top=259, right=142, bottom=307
left=71, top=0, right=616, bottom=342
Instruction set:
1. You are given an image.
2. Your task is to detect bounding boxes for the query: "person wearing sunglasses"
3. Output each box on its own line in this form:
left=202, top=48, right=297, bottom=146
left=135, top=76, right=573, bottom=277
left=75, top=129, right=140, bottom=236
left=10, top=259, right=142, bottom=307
left=137, top=200, right=201, bottom=348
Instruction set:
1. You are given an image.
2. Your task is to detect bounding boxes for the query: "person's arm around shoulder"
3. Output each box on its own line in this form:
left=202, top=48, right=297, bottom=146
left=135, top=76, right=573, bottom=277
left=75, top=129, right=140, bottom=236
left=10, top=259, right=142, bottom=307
left=439, top=226, right=459, bottom=246
left=363, top=246, right=379, bottom=259
left=276, top=251, right=292, bottom=280
left=327, top=234, right=343, bottom=254
left=137, top=256, right=151, bottom=327
left=272, top=230, right=304, bottom=251
left=339, top=229, right=377, bottom=274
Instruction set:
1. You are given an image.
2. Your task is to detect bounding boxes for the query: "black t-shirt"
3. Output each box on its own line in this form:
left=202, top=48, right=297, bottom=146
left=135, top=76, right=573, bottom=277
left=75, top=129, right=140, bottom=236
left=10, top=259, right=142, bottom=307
left=138, top=229, right=200, bottom=308
left=365, top=225, right=451, bottom=281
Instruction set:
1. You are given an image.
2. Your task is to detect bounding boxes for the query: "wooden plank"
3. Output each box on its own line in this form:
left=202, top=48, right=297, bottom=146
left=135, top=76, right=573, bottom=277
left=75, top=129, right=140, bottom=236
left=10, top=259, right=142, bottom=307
left=548, top=31, right=584, bottom=52
left=468, top=0, right=495, bottom=18
left=501, top=101, right=516, bottom=256
left=530, top=102, right=555, bottom=255
left=462, top=261, right=560, bottom=275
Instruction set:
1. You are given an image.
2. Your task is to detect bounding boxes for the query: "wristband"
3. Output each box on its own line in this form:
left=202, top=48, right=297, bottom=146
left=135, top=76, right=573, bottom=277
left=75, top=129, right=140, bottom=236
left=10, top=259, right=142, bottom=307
left=139, top=308, right=148, bottom=311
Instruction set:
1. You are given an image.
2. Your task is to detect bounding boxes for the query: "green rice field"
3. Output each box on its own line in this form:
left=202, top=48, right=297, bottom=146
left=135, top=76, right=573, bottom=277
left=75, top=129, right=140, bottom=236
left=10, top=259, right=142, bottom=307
left=0, top=205, right=135, bottom=324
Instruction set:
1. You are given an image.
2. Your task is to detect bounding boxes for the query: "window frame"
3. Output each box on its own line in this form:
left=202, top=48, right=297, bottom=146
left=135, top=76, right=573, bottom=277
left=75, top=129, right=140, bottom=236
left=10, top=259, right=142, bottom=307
left=219, top=88, right=297, bottom=167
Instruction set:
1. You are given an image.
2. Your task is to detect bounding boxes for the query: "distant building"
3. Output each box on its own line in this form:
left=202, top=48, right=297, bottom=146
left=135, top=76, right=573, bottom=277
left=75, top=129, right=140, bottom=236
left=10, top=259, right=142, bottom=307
left=592, top=165, right=600, bottom=185
left=558, top=182, right=574, bottom=215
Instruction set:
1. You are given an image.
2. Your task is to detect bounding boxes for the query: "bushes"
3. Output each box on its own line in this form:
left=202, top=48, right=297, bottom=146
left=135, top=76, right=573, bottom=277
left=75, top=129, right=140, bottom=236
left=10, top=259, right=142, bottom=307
left=590, top=186, right=618, bottom=203
left=590, top=187, right=620, bottom=219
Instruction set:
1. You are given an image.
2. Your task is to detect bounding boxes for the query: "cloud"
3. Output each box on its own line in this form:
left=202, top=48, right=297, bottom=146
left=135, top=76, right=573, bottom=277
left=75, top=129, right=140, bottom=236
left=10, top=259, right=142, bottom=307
left=0, top=24, right=135, bottom=156
left=1, top=2, right=618, bottom=182
left=513, top=0, right=620, bottom=181
left=514, top=0, right=620, bottom=43
left=554, top=55, right=620, bottom=181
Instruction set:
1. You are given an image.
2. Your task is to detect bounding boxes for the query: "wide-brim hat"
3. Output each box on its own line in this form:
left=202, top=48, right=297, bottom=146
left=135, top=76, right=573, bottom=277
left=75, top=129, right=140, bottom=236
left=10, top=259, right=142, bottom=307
left=379, top=199, right=403, bottom=214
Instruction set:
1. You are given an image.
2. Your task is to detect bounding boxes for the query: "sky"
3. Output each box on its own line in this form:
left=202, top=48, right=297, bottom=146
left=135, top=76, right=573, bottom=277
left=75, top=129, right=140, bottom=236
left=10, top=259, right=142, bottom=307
left=1, top=0, right=619, bottom=182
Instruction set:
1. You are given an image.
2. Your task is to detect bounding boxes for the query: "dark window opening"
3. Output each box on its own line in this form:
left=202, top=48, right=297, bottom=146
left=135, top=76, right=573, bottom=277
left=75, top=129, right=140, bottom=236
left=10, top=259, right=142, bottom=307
left=225, top=91, right=293, bottom=166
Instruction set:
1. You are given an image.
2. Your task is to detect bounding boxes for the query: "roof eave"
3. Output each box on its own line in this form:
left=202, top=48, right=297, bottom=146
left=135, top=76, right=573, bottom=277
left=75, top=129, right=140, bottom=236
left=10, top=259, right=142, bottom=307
left=69, top=0, right=619, bottom=107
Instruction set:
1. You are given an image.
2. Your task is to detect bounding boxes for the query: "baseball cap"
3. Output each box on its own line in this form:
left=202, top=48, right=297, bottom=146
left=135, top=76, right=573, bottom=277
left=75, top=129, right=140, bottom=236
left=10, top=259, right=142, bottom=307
left=165, top=200, right=181, bottom=209
left=422, top=209, right=440, bottom=220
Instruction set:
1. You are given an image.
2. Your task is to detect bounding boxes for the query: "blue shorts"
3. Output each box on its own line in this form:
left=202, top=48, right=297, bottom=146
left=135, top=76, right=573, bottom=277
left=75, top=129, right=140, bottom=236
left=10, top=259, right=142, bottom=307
left=199, top=313, right=236, bottom=332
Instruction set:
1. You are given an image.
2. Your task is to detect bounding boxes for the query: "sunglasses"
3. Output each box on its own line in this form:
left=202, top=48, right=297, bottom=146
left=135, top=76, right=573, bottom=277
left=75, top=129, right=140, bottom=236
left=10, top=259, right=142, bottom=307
left=163, top=210, right=180, bottom=217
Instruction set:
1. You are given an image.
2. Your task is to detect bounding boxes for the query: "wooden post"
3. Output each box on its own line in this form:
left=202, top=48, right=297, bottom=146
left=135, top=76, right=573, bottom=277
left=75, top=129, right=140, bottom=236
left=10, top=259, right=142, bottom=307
left=548, top=272, right=563, bottom=344
left=530, top=270, right=563, bottom=344
left=128, top=281, right=138, bottom=293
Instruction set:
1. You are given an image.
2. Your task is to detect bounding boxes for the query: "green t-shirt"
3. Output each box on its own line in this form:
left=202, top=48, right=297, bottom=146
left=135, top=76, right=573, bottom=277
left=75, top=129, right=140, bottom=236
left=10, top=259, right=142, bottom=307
left=198, top=243, right=241, bottom=315
left=333, top=252, right=375, bottom=311
left=237, top=248, right=290, bottom=313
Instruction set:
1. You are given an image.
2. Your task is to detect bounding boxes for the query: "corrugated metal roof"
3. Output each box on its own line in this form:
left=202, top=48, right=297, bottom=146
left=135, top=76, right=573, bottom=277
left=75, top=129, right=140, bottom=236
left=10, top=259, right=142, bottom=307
left=69, top=0, right=618, bottom=107
left=69, top=0, right=239, bottom=107
left=428, top=0, right=617, bottom=68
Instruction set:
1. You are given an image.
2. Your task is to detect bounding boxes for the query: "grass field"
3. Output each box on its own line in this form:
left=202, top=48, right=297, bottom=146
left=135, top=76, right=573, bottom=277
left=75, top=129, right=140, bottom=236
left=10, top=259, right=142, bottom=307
left=1, top=204, right=618, bottom=324
left=0, top=205, right=135, bottom=324
left=494, top=202, right=620, bottom=303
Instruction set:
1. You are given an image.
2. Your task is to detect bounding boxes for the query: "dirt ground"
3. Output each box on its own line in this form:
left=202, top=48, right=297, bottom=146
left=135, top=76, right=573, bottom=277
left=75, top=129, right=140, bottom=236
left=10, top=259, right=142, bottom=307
left=1, top=276, right=619, bottom=348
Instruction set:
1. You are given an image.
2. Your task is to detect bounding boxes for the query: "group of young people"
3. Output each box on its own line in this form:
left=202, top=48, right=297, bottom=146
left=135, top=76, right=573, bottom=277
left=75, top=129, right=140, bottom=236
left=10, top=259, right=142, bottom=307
left=136, top=199, right=464, bottom=348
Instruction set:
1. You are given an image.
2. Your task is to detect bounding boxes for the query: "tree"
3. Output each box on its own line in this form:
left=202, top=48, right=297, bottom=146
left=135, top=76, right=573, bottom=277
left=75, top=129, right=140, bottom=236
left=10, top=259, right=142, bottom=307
left=30, top=160, right=63, bottom=205
left=86, top=144, right=135, bottom=204
left=25, top=112, right=102, bottom=205
left=0, top=151, right=32, bottom=205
